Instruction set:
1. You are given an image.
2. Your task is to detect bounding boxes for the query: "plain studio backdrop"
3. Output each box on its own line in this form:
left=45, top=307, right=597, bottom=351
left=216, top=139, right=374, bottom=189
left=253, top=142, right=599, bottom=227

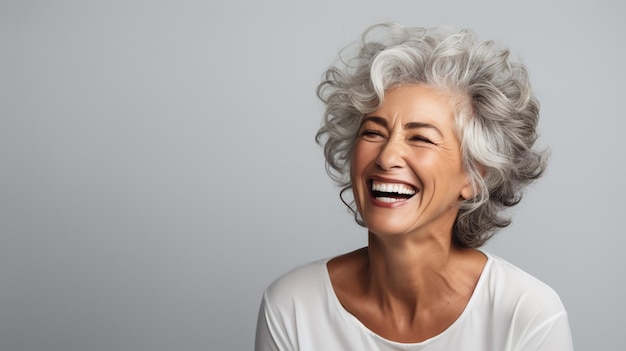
left=1, top=0, right=624, bottom=350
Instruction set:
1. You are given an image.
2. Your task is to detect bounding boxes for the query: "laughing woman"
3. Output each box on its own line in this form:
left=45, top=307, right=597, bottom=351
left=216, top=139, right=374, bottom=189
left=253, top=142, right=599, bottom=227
left=255, top=23, right=573, bottom=351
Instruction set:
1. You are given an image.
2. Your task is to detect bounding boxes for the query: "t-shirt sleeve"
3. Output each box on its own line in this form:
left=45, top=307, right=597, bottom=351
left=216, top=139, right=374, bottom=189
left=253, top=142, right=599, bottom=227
left=255, top=292, right=292, bottom=351
left=516, top=311, right=574, bottom=351
left=490, top=256, right=574, bottom=351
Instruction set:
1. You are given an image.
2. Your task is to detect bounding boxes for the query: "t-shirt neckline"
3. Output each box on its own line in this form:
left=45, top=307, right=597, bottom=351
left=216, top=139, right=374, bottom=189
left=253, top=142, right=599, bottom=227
left=320, top=251, right=493, bottom=347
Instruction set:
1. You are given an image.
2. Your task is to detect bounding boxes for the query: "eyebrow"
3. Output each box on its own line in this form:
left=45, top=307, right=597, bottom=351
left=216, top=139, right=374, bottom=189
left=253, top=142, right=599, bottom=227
left=362, top=116, right=443, bottom=137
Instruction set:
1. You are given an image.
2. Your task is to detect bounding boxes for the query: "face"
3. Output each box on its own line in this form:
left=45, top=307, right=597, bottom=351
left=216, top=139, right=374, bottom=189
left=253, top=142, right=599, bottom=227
left=351, top=85, right=473, bottom=240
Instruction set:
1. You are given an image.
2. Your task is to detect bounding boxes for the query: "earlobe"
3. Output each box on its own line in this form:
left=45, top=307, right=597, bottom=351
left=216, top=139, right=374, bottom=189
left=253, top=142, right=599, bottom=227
left=460, top=164, right=485, bottom=200
left=461, top=188, right=474, bottom=200
left=460, top=183, right=474, bottom=200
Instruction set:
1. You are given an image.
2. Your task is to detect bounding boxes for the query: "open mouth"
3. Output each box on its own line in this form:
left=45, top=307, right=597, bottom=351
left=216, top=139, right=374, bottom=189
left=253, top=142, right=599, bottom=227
left=370, top=179, right=417, bottom=203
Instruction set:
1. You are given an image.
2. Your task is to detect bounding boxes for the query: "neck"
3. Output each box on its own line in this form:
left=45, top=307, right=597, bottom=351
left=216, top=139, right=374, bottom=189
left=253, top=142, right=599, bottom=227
left=365, top=231, right=482, bottom=313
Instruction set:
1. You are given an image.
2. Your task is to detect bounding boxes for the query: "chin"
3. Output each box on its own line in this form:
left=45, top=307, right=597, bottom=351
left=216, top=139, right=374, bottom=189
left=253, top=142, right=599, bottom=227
left=363, top=217, right=417, bottom=238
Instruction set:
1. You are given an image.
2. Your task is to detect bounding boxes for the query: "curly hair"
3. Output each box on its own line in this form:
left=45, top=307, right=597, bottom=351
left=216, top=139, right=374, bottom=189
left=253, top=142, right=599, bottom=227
left=315, top=23, right=547, bottom=248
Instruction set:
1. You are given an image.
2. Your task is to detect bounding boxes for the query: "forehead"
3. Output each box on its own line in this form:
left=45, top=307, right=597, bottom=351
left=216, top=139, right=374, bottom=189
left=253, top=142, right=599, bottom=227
left=368, top=85, right=458, bottom=126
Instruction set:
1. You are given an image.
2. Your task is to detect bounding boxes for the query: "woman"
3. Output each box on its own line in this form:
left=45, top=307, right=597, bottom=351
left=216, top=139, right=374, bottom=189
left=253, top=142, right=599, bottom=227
left=256, top=23, right=573, bottom=350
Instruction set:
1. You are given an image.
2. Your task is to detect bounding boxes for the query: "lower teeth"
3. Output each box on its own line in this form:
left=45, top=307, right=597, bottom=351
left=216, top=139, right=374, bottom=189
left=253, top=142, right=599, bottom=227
left=376, top=197, right=403, bottom=203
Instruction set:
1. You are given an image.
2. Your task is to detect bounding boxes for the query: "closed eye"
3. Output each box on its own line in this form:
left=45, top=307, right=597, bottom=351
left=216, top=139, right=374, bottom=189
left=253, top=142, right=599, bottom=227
left=360, top=129, right=386, bottom=142
left=409, top=135, right=434, bottom=144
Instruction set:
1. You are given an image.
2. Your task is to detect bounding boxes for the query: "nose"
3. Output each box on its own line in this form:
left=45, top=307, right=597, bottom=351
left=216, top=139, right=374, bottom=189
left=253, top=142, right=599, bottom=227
left=375, top=136, right=407, bottom=171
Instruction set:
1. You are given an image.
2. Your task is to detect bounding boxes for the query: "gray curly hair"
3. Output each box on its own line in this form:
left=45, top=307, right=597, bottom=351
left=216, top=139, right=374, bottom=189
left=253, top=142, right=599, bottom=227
left=315, top=23, right=547, bottom=248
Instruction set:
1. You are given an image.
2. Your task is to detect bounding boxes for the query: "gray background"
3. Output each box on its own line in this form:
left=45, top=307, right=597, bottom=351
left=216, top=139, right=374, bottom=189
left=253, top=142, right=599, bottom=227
left=1, top=0, right=624, bottom=350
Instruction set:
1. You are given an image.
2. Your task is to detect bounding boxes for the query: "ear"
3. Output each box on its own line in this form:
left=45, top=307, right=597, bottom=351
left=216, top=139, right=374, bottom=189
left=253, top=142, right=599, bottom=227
left=460, top=179, right=474, bottom=200
left=460, top=164, right=485, bottom=200
left=461, top=162, right=487, bottom=200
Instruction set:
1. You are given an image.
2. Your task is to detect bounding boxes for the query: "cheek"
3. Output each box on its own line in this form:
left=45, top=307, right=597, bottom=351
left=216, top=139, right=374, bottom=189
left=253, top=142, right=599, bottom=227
left=407, top=150, right=440, bottom=175
left=351, top=141, right=376, bottom=173
left=415, top=148, right=463, bottom=171
left=350, top=142, right=378, bottom=196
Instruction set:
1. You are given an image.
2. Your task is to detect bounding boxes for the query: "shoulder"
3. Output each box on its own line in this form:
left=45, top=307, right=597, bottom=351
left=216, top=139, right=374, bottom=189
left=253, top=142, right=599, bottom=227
left=257, top=260, right=332, bottom=350
left=486, top=254, right=564, bottom=302
left=263, top=259, right=331, bottom=311
left=482, top=253, right=568, bottom=324
left=479, top=253, right=573, bottom=349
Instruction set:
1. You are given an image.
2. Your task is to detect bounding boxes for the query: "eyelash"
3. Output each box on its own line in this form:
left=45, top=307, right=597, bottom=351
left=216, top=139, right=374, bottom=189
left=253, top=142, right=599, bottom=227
left=360, top=129, right=434, bottom=145
left=409, top=135, right=434, bottom=144
left=360, top=129, right=385, bottom=139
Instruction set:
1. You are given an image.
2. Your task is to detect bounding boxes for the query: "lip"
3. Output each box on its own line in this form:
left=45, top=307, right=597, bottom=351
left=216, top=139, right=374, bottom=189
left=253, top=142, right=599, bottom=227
left=368, top=176, right=419, bottom=208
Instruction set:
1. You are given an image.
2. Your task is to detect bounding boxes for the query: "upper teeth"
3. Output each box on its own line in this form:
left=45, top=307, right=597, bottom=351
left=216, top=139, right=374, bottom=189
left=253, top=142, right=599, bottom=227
left=372, top=182, right=416, bottom=195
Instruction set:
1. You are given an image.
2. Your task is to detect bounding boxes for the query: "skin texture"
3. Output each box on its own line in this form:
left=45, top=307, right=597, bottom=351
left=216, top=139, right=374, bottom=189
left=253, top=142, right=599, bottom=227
left=327, top=85, right=487, bottom=343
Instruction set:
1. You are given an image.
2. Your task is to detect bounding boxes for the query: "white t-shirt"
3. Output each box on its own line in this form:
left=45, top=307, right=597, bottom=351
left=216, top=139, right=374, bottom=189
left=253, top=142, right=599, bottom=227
left=255, top=252, right=573, bottom=351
